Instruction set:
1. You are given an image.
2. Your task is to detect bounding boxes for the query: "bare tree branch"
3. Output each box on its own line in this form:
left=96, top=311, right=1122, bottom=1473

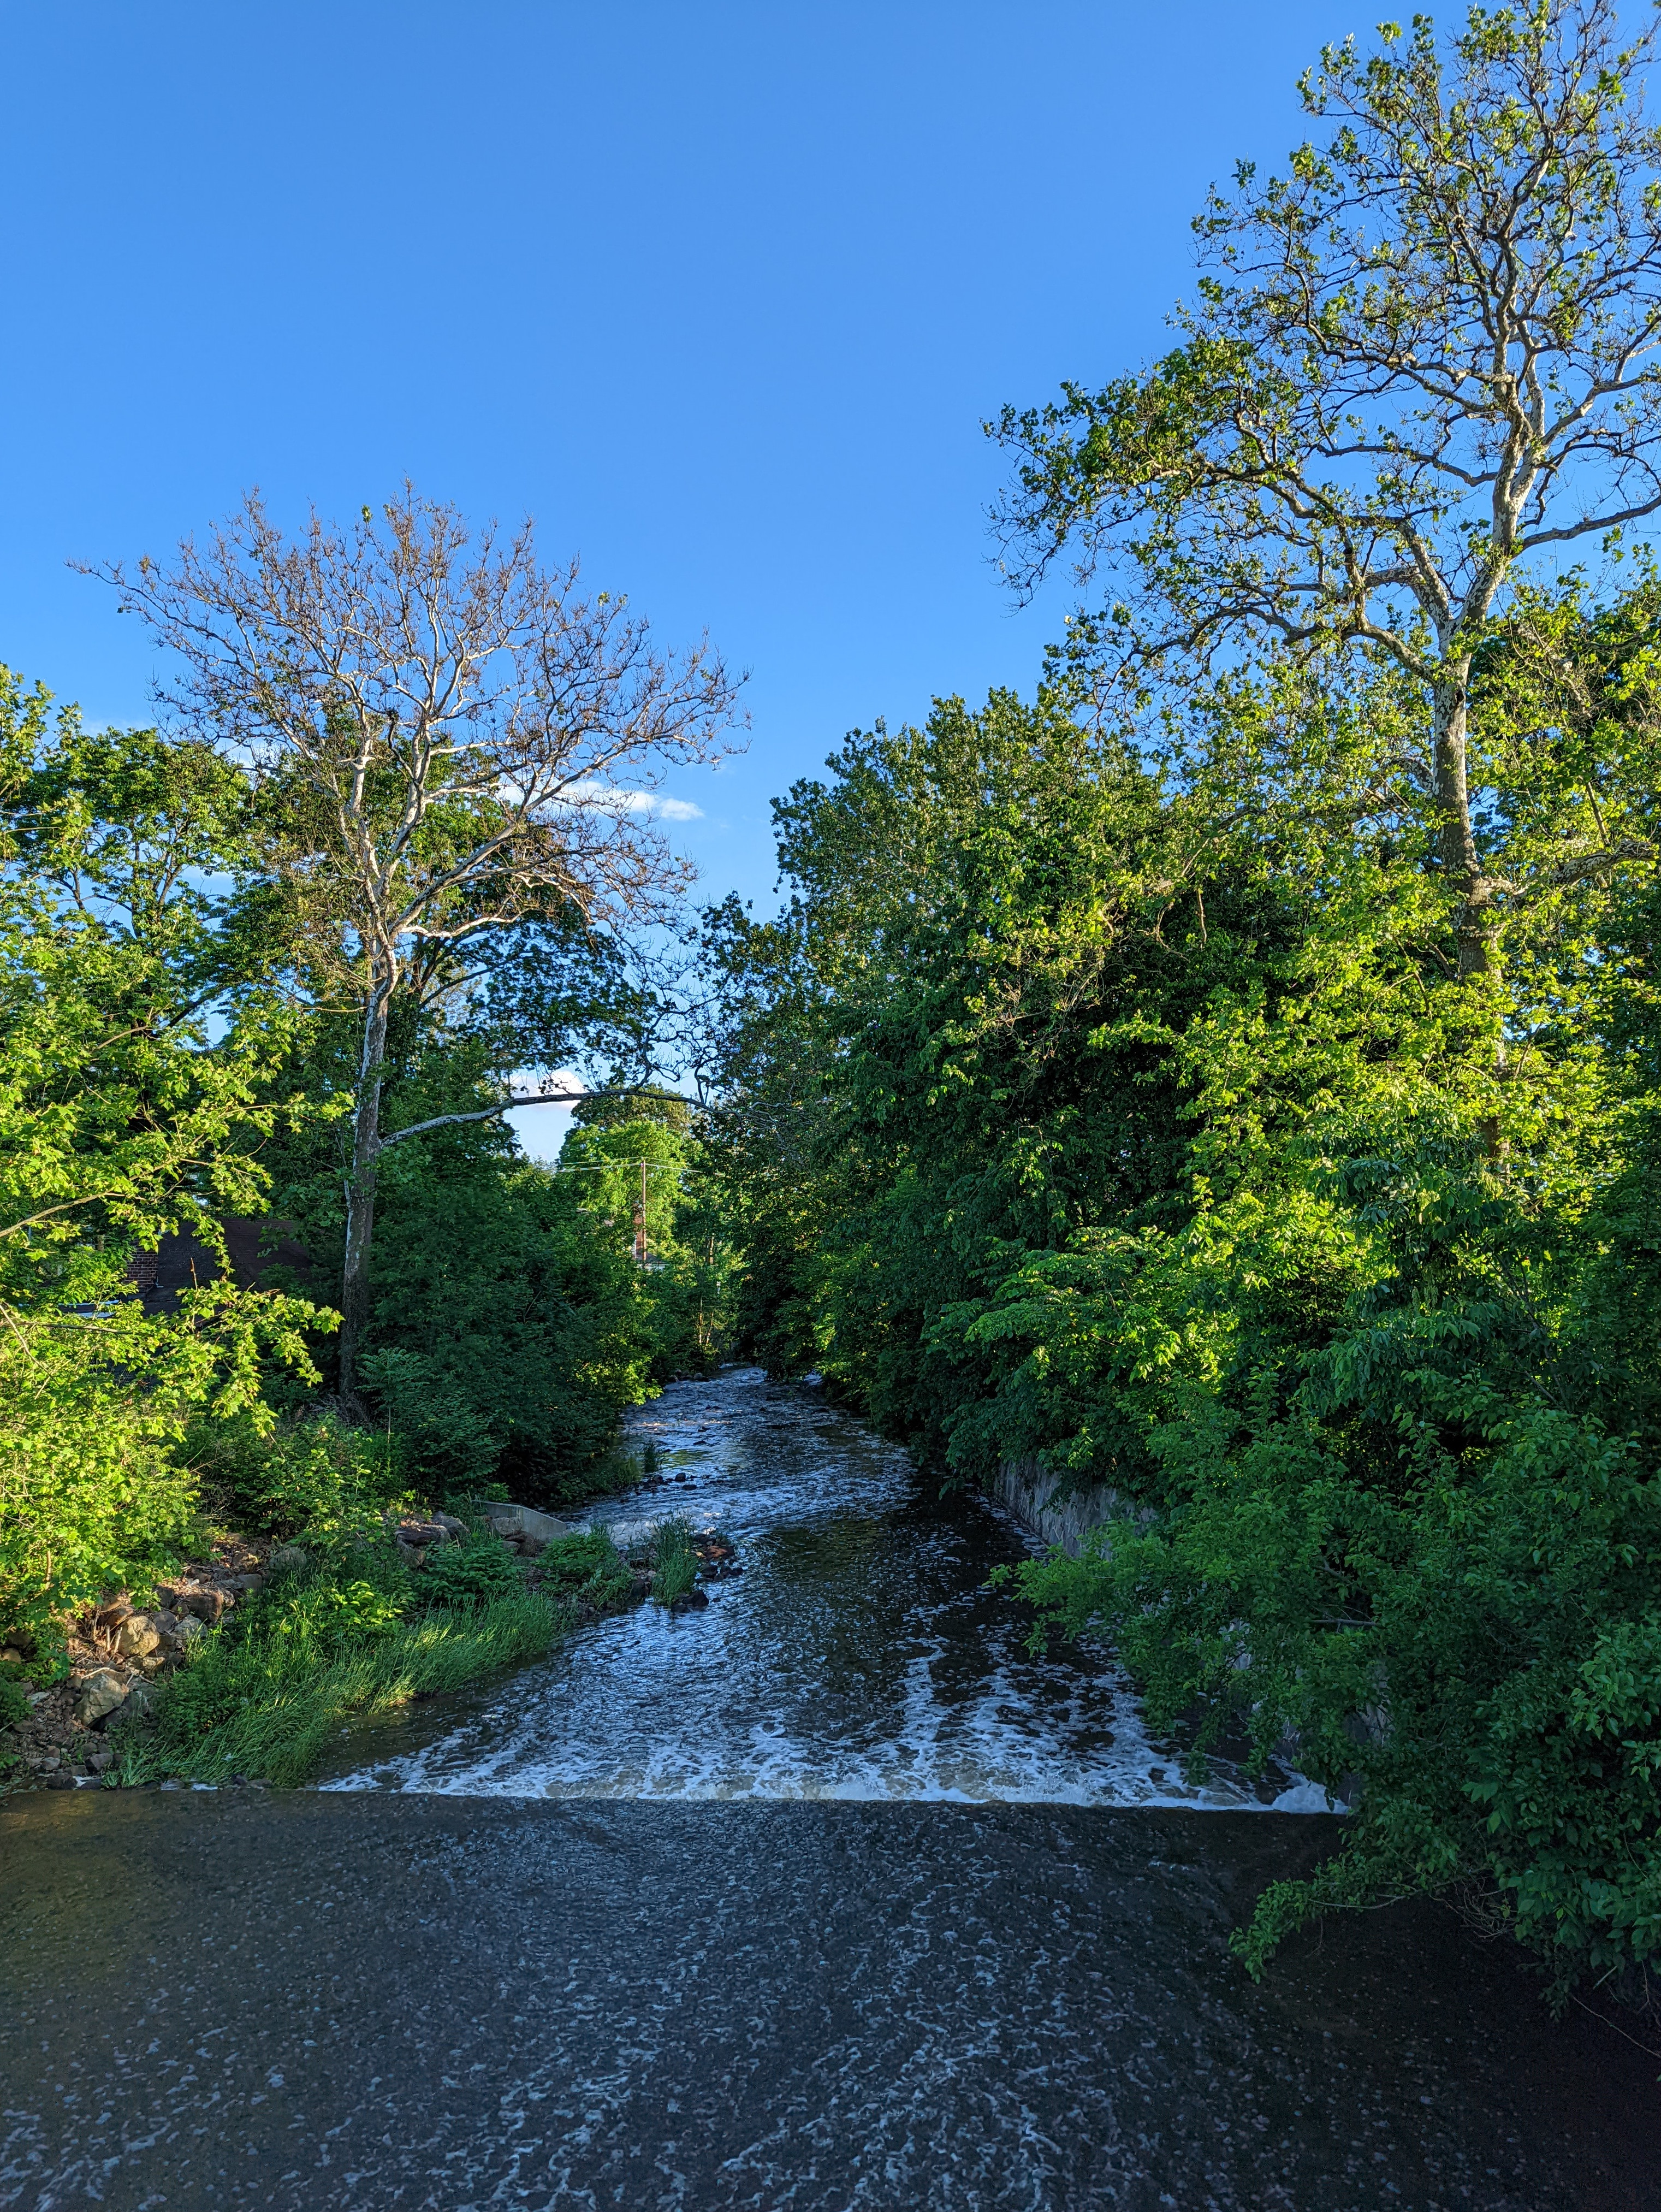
left=85, top=487, right=746, bottom=1408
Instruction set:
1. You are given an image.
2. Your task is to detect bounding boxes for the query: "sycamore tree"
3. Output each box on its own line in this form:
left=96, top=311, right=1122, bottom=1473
left=992, top=0, right=1659, bottom=983
left=94, top=489, right=744, bottom=1409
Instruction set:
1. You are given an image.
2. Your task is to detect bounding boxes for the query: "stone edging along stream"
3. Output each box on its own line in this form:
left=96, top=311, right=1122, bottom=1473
left=986, top=1457, right=1148, bottom=1556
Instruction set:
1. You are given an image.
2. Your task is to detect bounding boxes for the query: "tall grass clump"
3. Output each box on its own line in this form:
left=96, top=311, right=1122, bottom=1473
left=649, top=1516, right=698, bottom=1606
left=117, top=1539, right=566, bottom=1787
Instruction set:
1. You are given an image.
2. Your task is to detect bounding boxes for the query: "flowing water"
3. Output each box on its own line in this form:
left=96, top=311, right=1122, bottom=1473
left=11, top=1367, right=1654, bottom=2209
left=326, top=1365, right=1312, bottom=1808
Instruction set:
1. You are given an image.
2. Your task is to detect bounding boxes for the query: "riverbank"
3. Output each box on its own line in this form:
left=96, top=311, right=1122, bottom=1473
left=0, top=1503, right=699, bottom=1796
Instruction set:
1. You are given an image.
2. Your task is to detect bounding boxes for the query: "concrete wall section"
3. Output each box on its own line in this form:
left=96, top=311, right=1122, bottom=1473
left=987, top=1457, right=1147, bottom=1557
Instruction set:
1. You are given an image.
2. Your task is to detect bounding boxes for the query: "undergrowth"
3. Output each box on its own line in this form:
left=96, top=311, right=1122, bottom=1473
left=537, top=1529, right=635, bottom=1608
left=112, top=1539, right=568, bottom=1788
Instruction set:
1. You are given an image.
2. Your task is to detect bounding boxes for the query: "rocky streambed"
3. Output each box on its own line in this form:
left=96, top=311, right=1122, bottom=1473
left=323, top=1366, right=1307, bottom=1805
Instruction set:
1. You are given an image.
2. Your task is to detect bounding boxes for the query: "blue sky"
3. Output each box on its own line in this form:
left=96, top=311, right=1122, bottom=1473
left=1, top=0, right=1346, bottom=1141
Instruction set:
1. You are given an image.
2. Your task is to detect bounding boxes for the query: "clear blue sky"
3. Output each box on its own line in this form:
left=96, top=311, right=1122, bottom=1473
left=2, top=0, right=1344, bottom=922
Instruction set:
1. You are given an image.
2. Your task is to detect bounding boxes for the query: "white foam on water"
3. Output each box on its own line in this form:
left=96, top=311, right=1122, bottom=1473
left=324, top=1369, right=1322, bottom=1810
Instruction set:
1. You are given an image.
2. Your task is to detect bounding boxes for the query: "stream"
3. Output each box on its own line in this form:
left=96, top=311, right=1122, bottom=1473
left=324, top=1364, right=1311, bottom=1807
left=4, top=1369, right=1655, bottom=2209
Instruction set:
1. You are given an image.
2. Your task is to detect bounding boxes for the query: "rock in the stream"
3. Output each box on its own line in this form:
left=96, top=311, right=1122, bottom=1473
left=74, top=1670, right=130, bottom=1726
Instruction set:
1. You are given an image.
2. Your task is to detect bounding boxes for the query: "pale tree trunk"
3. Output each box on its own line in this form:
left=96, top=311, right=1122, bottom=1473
left=1431, top=661, right=1506, bottom=1159
left=1429, top=665, right=1491, bottom=981
left=339, top=974, right=393, bottom=1416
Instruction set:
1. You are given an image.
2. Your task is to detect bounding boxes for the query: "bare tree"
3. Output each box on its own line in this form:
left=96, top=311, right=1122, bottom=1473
left=91, top=488, right=744, bottom=1410
left=993, top=0, right=1659, bottom=979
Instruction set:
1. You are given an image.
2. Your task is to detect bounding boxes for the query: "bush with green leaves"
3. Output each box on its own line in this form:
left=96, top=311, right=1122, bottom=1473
left=186, top=1408, right=405, bottom=1543
left=535, top=1528, right=633, bottom=1609
left=416, top=1531, right=524, bottom=1610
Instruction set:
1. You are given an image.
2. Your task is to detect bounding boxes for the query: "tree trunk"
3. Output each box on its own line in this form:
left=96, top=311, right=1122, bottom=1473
left=1430, top=669, right=1491, bottom=980
left=1431, top=664, right=1507, bottom=1158
left=339, top=979, right=392, bottom=1417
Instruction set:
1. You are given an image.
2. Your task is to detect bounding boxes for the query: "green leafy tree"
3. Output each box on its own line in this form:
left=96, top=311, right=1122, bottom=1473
left=709, top=594, right=1661, bottom=1996
left=993, top=0, right=1659, bottom=982
left=0, top=667, right=323, bottom=1634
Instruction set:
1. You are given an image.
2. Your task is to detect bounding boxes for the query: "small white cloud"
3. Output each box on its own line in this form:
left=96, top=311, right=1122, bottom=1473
left=563, top=781, right=703, bottom=823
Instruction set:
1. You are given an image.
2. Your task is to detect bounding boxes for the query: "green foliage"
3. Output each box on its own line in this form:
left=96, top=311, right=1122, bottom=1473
left=0, top=1672, right=30, bottom=1728
left=0, top=1283, right=328, bottom=1642
left=649, top=1516, right=698, bottom=1606
left=187, top=1409, right=404, bottom=1541
left=708, top=609, right=1661, bottom=1998
left=0, top=646, right=702, bottom=1643
left=123, top=1540, right=565, bottom=1787
left=533, top=1528, right=633, bottom=1608
left=256, top=1026, right=708, bottom=1503
left=0, top=666, right=329, bottom=1634
left=417, top=1531, right=525, bottom=1610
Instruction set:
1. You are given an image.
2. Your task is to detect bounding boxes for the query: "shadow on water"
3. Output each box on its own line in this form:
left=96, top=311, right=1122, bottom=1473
left=320, top=1366, right=1306, bottom=1806
left=3, top=1790, right=1658, bottom=2211
left=6, top=1382, right=1658, bottom=2207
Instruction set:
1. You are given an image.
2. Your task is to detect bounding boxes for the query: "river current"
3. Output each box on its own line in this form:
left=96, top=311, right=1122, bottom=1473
left=11, top=1376, right=1653, bottom=2209
left=325, top=1365, right=1314, bottom=1808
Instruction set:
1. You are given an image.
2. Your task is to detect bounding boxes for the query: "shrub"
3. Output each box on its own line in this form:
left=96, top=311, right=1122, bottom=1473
left=417, top=1532, right=524, bottom=1610
left=536, top=1528, right=633, bottom=1608
left=187, top=1409, right=404, bottom=1542
left=0, top=1284, right=321, bottom=1644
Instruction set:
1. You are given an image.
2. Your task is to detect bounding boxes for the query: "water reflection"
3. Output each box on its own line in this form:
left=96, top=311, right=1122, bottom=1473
left=325, top=1368, right=1303, bottom=1806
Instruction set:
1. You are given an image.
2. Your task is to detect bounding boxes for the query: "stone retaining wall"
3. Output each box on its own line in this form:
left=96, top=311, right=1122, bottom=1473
left=986, top=1457, right=1146, bottom=1557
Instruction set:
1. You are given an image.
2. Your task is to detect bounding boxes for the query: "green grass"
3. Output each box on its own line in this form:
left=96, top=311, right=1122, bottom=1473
left=649, top=1516, right=699, bottom=1606
left=535, top=1529, right=635, bottom=1608
left=111, top=1548, right=569, bottom=1788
